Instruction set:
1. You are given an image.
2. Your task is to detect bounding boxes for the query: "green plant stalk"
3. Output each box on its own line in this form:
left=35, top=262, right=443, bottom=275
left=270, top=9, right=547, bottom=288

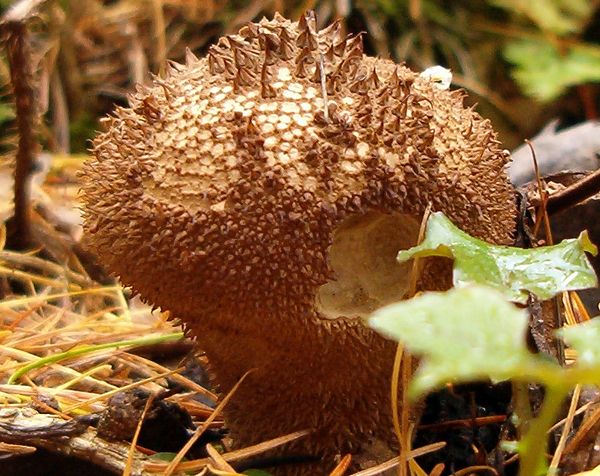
left=517, top=383, right=569, bottom=476
left=512, top=381, right=534, bottom=437
left=7, top=331, right=184, bottom=384
left=565, top=367, right=600, bottom=388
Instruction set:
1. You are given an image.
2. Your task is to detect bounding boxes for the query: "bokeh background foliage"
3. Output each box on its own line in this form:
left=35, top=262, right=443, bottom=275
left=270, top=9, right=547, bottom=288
left=0, top=0, right=599, bottom=158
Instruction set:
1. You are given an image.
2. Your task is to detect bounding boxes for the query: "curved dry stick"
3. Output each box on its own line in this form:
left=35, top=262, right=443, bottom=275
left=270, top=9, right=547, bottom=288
left=546, top=168, right=600, bottom=215
left=1, top=0, right=45, bottom=249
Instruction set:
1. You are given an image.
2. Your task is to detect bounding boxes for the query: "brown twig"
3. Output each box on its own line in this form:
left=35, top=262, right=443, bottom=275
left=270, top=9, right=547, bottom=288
left=546, top=167, right=600, bottom=215
left=526, top=140, right=552, bottom=243
left=418, top=414, right=507, bottom=431
left=0, top=407, right=148, bottom=475
left=1, top=0, right=46, bottom=249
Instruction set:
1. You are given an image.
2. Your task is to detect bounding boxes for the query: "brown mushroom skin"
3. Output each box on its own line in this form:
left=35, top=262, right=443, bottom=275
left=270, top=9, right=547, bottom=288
left=81, top=13, right=516, bottom=474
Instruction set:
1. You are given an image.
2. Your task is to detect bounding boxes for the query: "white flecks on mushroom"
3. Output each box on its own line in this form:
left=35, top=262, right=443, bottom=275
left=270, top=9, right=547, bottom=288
left=277, top=67, right=292, bottom=81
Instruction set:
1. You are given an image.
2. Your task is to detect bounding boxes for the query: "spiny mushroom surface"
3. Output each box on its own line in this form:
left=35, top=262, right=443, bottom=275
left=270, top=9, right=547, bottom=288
left=81, top=12, right=516, bottom=474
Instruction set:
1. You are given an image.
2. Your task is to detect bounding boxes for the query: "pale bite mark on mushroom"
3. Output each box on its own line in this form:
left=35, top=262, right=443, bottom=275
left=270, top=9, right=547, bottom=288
left=81, top=12, right=516, bottom=474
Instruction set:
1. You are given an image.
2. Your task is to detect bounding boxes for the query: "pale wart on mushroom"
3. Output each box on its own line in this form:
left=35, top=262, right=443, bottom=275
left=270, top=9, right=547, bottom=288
left=80, top=12, right=517, bottom=475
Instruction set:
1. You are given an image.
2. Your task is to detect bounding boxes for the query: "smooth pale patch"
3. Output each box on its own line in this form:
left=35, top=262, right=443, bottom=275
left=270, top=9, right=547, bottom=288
left=316, top=212, right=420, bottom=320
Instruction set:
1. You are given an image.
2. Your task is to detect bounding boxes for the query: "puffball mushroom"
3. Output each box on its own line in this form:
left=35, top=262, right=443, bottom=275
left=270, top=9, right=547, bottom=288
left=81, top=12, right=516, bottom=473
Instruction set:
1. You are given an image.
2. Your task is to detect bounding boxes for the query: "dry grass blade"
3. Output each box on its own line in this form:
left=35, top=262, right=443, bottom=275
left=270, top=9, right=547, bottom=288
left=30, top=393, right=72, bottom=420
left=564, top=403, right=600, bottom=455
left=0, top=344, right=118, bottom=391
left=391, top=202, right=432, bottom=476
left=120, top=353, right=218, bottom=402
left=550, top=401, right=593, bottom=433
left=526, top=140, right=552, bottom=244
left=0, top=286, right=122, bottom=308
left=206, top=443, right=238, bottom=473
left=163, top=369, right=255, bottom=476
left=0, top=250, right=91, bottom=285
left=0, top=226, right=217, bottom=471
left=349, top=442, right=446, bottom=476
left=563, top=291, right=592, bottom=326
left=428, top=463, right=444, bottom=476
left=0, top=383, right=109, bottom=409
left=7, top=332, right=183, bottom=384
left=143, top=429, right=311, bottom=473
left=206, top=467, right=240, bottom=476
left=123, top=393, right=156, bottom=476
left=408, top=448, right=429, bottom=476
left=549, top=384, right=581, bottom=470
left=391, top=342, right=404, bottom=457
left=0, top=217, right=193, bottom=435
left=329, top=454, right=352, bottom=476
left=62, top=366, right=184, bottom=413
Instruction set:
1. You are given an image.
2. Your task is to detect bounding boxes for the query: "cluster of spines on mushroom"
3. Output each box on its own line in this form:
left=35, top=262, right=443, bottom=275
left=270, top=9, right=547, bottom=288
left=82, top=11, right=516, bottom=319
left=119, top=12, right=501, bottom=203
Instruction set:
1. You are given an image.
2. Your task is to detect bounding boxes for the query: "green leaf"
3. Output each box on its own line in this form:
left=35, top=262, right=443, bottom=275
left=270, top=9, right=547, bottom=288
left=557, top=318, right=600, bottom=368
left=397, top=212, right=597, bottom=303
left=503, top=39, right=600, bottom=101
left=368, top=286, right=558, bottom=398
left=243, top=471, right=273, bottom=476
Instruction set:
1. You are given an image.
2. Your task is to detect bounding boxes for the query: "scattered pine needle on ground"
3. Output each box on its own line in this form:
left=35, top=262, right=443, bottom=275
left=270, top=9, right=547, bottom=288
left=0, top=152, right=359, bottom=475
left=0, top=156, right=308, bottom=475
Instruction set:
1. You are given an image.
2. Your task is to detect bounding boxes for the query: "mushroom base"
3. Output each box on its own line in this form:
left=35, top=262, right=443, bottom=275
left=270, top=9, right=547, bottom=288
left=193, top=212, right=427, bottom=475
left=196, top=316, right=404, bottom=475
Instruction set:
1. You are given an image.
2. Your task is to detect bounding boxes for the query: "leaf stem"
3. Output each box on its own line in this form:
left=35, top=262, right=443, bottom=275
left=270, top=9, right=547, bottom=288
left=518, top=384, right=568, bottom=476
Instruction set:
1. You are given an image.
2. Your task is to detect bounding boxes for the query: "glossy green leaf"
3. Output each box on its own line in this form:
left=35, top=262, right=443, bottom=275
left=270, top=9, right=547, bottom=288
left=558, top=318, right=600, bottom=368
left=397, top=212, right=598, bottom=303
left=243, top=470, right=274, bottom=476
left=369, top=286, right=558, bottom=398
left=503, top=40, right=600, bottom=101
